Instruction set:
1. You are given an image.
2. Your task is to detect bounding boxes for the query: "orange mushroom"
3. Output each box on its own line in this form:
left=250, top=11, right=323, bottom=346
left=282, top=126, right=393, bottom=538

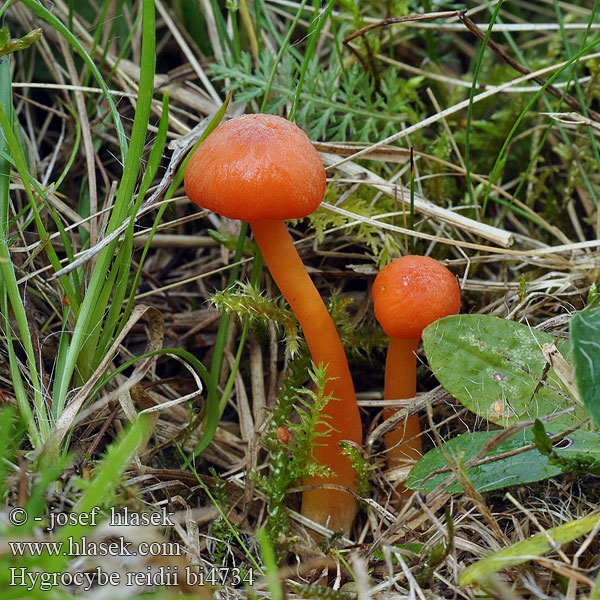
left=373, top=256, right=460, bottom=477
left=184, top=114, right=362, bottom=533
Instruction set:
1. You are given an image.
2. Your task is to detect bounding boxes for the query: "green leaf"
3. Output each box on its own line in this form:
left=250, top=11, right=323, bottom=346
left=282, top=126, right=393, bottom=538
left=459, top=513, right=600, bottom=586
left=570, top=307, right=600, bottom=427
left=32, top=413, right=157, bottom=573
left=532, top=419, right=553, bottom=455
left=423, top=315, right=583, bottom=428
left=208, top=228, right=256, bottom=254
left=19, top=0, right=127, bottom=162
left=587, top=283, right=599, bottom=309
left=407, top=428, right=600, bottom=494
left=258, top=528, right=283, bottom=600
left=71, top=414, right=156, bottom=517
left=51, top=0, right=156, bottom=421
left=0, top=27, right=42, bottom=57
left=407, top=430, right=554, bottom=493
left=0, top=407, right=19, bottom=489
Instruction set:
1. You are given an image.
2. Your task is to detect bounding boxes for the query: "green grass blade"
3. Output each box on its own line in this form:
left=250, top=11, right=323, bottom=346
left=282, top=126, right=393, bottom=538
left=464, top=0, right=503, bottom=213
left=105, top=8, right=144, bottom=85
left=79, top=345, right=219, bottom=461
left=19, top=0, right=128, bottom=163
left=258, top=0, right=309, bottom=113
left=100, top=93, right=171, bottom=356
left=481, top=0, right=600, bottom=214
left=482, top=33, right=600, bottom=214
left=257, top=527, right=283, bottom=600
left=553, top=0, right=600, bottom=186
left=459, top=513, right=600, bottom=586
left=0, top=407, right=18, bottom=488
left=177, top=444, right=264, bottom=574
left=0, top=100, right=78, bottom=306
left=209, top=221, right=249, bottom=386
left=218, top=250, right=264, bottom=415
left=52, top=0, right=156, bottom=420
left=72, top=414, right=157, bottom=516
left=209, top=0, right=235, bottom=55
left=289, top=0, right=335, bottom=121
left=31, top=414, right=158, bottom=575
left=0, top=54, right=47, bottom=444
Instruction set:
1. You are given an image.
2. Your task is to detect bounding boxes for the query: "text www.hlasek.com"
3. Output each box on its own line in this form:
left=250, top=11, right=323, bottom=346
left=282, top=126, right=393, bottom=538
left=7, top=506, right=254, bottom=591
left=9, top=536, right=177, bottom=557
left=9, top=537, right=183, bottom=592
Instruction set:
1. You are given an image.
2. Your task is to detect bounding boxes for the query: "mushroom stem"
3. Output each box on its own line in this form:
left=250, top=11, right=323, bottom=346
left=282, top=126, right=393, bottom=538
left=250, top=219, right=362, bottom=533
left=384, top=337, right=422, bottom=464
left=373, top=255, right=460, bottom=491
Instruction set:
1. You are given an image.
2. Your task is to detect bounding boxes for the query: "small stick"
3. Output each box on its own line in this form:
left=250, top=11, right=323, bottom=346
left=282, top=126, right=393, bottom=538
left=343, top=10, right=465, bottom=92
left=458, top=12, right=600, bottom=123
left=343, top=10, right=465, bottom=45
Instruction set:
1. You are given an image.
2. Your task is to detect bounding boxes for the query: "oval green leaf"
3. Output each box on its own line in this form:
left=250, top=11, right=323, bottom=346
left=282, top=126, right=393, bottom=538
left=570, top=307, right=600, bottom=428
left=406, top=429, right=599, bottom=494
left=423, top=315, right=583, bottom=428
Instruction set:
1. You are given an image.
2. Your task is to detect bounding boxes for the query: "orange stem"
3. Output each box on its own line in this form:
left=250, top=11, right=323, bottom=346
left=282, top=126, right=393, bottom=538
left=250, top=220, right=362, bottom=533
left=384, top=337, right=422, bottom=465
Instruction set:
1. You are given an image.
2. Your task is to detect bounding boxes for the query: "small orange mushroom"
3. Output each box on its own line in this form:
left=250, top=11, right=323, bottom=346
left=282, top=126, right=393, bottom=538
left=184, top=114, right=362, bottom=533
left=373, top=256, right=460, bottom=476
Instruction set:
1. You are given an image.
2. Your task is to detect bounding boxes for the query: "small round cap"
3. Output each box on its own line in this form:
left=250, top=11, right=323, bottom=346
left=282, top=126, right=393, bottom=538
left=373, top=255, right=460, bottom=339
left=184, top=114, right=326, bottom=222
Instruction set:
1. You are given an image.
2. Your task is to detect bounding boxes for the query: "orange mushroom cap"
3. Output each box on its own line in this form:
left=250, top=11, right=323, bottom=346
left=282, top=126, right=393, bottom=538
left=184, top=114, right=326, bottom=222
left=373, top=255, right=460, bottom=339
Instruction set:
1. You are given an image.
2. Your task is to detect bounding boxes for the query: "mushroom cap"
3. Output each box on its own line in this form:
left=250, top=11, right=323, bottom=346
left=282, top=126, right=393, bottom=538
left=373, top=255, right=460, bottom=339
left=184, top=114, right=326, bottom=222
